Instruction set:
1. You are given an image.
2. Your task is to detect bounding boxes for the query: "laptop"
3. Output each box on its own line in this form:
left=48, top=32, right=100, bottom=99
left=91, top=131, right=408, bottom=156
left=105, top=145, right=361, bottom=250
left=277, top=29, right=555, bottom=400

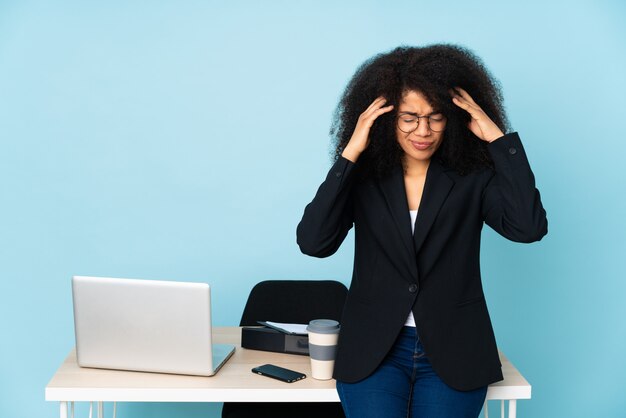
left=72, top=276, right=235, bottom=376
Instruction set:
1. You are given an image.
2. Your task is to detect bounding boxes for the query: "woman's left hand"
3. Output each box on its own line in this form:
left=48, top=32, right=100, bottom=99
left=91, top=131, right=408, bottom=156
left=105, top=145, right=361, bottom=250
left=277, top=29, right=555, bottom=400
left=450, top=87, right=504, bottom=143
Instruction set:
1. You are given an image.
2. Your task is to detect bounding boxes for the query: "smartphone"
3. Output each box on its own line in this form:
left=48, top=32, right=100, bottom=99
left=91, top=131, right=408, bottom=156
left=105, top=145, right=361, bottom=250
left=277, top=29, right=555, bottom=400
left=251, top=364, right=307, bottom=383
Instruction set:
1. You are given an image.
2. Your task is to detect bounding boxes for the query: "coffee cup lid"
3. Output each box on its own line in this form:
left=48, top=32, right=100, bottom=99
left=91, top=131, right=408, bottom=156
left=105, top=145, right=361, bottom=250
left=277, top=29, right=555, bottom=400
left=306, top=319, right=340, bottom=334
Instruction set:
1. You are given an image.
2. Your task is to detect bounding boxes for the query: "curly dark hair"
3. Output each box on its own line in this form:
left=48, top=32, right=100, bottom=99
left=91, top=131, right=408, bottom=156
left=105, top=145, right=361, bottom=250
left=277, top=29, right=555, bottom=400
left=330, top=43, right=510, bottom=177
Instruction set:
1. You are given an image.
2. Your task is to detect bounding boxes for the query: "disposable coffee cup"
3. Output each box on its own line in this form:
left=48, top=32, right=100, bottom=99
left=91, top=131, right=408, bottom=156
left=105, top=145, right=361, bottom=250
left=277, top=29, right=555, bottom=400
left=306, top=319, right=340, bottom=380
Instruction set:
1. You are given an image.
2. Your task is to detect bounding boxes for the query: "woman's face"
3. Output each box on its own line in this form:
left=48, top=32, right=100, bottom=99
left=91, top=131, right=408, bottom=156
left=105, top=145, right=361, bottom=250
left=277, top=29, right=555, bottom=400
left=395, top=90, right=446, bottom=166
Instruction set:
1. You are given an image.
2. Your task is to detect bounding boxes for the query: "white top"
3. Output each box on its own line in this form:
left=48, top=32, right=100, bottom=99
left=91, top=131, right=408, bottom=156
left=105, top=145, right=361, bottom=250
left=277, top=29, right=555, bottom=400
left=404, top=210, right=418, bottom=327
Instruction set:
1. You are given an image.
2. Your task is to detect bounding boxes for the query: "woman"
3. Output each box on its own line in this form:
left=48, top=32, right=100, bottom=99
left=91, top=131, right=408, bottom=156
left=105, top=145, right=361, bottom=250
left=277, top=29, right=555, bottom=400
left=297, top=44, right=548, bottom=418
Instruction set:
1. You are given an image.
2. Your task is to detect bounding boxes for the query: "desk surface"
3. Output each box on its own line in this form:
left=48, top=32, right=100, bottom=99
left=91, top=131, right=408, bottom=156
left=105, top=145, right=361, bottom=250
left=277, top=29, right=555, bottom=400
left=45, top=327, right=531, bottom=402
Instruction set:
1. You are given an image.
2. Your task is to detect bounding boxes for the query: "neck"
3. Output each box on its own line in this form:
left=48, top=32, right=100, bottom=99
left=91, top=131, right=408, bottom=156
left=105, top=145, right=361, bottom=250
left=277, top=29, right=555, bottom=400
left=403, top=156, right=430, bottom=177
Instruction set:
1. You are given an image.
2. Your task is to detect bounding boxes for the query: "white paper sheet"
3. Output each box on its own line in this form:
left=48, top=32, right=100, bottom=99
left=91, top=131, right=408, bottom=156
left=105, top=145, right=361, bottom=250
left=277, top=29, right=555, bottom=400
left=262, top=321, right=309, bottom=335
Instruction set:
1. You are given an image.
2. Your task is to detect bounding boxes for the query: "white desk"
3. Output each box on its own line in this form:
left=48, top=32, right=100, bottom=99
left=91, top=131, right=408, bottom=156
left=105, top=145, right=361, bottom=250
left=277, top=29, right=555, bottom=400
left=45, top=327, right=530, bottom=418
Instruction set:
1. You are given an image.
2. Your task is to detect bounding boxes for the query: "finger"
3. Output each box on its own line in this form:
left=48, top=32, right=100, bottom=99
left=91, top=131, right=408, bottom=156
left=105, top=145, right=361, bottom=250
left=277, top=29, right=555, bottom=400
left=359, top=106, right=393, bottom=131
left=453, top=87, right=478, bottom=106
left=449, top=87, right=469, bottom=103
left=451, top=95, right=470, bottom=109
left=452, top=96, right=481, bottom=119
left=449, top=88, right=469, bottom=106
left=363, top=98, right=391, bottom=118
left=365, top=96, right=388, bottom=112
left=361, top=101, right=386, bottom=119
left=364, top=104, right=394, bottom=122
left=451, top=89, right=482, bottom=114
left=374, top=104, right=394, bottom=115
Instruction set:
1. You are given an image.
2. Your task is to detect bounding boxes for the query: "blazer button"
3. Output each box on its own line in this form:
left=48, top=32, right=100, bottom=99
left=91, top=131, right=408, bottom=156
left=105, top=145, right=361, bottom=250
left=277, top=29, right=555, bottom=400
left=335, top=171, right=342, bottom=178
left=408, top=284, right=418, bottom=293
left=508, top=147, right=517, bottom=155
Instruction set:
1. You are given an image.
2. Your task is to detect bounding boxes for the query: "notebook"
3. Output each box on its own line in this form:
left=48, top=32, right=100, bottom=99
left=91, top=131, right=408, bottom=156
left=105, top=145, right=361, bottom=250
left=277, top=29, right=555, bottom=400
left=72, top=275, right=235, bottom=376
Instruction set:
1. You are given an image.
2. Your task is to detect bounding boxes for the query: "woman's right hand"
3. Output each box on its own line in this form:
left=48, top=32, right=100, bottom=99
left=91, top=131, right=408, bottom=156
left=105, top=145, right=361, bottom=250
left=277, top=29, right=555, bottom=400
left=341, top=96, right=394, bottom=163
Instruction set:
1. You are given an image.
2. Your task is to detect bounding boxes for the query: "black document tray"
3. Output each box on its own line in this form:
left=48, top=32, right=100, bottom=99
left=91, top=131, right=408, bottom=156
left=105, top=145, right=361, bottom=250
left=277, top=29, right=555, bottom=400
left=241, top=326, right=309, bottom=355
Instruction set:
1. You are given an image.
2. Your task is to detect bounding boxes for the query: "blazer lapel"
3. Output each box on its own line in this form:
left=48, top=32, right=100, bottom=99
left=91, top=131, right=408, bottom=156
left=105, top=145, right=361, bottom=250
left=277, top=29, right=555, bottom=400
left=379, top=164, right=416, bottom=279
left=413, top=158, right=455, bottom=254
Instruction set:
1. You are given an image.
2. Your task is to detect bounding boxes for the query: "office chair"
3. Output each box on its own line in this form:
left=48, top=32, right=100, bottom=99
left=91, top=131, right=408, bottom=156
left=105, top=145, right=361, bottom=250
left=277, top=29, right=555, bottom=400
left=221, top=280, right=348, bottom=418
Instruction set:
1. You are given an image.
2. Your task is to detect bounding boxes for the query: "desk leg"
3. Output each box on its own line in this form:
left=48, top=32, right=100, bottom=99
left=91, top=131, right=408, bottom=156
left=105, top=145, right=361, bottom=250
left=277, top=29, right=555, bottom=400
left=60, top=401, right=68, bottom=418
left=508, top=400, right=517, bottom=418
left=482, top=399, right=518, bottom=418
left=98, top=401, right=103, bottom=418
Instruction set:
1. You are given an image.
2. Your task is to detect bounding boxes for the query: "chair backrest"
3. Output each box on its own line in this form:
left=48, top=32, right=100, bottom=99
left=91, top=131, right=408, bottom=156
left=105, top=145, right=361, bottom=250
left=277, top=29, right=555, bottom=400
left=239, top=280, right=348, bottom=326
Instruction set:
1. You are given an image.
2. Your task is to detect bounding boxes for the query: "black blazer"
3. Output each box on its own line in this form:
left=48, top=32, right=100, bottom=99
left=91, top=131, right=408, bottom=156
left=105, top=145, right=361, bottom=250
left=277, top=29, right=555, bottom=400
left=296, top=132, right=547, bottom=391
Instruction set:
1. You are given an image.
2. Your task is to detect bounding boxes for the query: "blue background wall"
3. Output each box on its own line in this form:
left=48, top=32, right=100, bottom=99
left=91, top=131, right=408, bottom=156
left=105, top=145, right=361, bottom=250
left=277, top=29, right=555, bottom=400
left=1, top=1, right=624, bottom=417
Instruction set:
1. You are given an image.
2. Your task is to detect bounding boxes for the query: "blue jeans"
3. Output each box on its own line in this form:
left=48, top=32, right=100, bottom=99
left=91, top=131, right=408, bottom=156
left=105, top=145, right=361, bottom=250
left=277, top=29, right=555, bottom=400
left=336, top=327, right=487, bottom=418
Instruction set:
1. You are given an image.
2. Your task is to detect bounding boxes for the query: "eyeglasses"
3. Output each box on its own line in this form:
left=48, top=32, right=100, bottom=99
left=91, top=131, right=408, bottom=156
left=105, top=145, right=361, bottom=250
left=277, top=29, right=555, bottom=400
left=397, top=112, right=447, bottom=133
